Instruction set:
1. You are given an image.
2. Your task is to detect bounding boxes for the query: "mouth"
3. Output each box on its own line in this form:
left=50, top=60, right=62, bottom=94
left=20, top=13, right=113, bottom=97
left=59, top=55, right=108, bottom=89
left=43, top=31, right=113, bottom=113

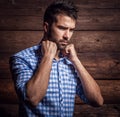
left=59, top=40, right=69, bottom=45
left=61, top=42, right=68, bottom=45
left=57, top=40, right=70, bottom=50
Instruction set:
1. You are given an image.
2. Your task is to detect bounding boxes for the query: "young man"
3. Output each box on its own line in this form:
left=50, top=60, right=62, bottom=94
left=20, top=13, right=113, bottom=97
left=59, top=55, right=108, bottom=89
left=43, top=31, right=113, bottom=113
left=10, top=0, right=103, bottom=116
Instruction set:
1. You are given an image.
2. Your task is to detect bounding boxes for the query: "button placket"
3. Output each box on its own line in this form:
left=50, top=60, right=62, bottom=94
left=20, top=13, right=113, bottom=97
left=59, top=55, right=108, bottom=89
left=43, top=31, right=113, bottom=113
left=58, top=61, right=64, bottom=117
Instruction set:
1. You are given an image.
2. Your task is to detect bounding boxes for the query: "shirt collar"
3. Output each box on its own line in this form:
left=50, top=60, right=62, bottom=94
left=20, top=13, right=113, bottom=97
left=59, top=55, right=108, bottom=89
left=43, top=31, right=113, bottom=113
left=64, top=57, right=73, bottom=65
left=58, top=51, right=72, bottom=65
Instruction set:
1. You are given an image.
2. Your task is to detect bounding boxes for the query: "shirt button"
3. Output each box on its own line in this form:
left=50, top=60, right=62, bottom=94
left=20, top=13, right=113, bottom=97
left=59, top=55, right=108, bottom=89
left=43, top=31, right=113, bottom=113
left=60, top=98, right=63, bottom=102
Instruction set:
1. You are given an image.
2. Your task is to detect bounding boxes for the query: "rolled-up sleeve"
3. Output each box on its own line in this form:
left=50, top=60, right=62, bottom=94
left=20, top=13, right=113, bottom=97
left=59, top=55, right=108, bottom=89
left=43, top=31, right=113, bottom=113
left=9, top=56, right=33, bottom=101
left=76, top=78, right=89, bottom=104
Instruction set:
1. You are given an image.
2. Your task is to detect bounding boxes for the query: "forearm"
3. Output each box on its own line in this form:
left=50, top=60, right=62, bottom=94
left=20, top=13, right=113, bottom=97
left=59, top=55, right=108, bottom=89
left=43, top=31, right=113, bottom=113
left=72, top=58, right=104, bottom=106
left=26, top=55, right=53, bottom=106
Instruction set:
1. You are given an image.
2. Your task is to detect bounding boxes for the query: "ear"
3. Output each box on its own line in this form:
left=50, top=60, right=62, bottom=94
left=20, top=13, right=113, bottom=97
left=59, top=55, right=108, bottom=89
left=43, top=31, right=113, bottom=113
left=43, top=22, right=49, bottom=33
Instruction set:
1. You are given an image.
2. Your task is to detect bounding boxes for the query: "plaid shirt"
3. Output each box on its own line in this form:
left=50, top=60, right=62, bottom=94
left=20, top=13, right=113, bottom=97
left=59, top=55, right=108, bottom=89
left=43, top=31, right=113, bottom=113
left=10, top=44, right=88, bottom=117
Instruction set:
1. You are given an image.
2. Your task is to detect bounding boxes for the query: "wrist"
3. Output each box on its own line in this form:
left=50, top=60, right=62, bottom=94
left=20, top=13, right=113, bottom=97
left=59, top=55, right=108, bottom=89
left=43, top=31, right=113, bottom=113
left=43, top=54, right=53, bottom=62
left=71, top=56, right=79, bottom=63
left=71, top=57, right=82, bottom=67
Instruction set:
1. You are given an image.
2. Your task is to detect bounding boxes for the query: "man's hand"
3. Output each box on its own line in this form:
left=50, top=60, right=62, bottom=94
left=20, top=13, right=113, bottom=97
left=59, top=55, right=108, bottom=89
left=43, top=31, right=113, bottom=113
left=42, top=40, right=57, bottom=60
left=64, top=45, right=104, bottom=107
left=64, top=44, right=78, bottom=62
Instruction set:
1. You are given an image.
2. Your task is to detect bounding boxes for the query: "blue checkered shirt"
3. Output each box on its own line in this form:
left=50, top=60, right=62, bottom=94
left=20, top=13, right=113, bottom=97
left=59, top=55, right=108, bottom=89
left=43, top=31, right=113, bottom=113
left=10, top=44, right=89, bottom=117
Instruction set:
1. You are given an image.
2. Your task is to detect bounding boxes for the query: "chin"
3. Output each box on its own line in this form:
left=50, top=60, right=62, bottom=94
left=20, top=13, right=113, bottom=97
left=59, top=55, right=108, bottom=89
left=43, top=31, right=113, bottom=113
left=58, top=46, right=66, bottom=50
left=57, top=44, right=66, bottom=50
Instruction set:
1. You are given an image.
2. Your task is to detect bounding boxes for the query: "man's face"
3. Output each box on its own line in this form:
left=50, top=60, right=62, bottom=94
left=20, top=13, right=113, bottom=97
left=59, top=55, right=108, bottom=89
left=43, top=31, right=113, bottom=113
left=46, top=14, right=76, bottom=50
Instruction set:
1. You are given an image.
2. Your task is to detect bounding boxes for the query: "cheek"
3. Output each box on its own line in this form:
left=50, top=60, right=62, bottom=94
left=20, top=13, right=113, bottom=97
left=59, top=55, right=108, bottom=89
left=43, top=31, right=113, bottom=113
left=52, top=29, right=63, bottom=39
left=70, top=32, right=74, bottom=38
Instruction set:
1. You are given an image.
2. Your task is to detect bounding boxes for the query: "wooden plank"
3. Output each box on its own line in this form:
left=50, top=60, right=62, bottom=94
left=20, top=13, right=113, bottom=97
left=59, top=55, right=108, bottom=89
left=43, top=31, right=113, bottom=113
left=75, top=80, right=120, bottom=104
left=78, top=53, right=120, bottom=79
left=0, top=79, right=120, bottom=104
left=0, top=104, right=120, bottom=117
left=0, top=8, right=44, bottom=16
left=72, top=31, right=120, bottom=53
left=0, top=31, right=120, bottom=53
left=0, top=8, right=119, bottom=16
left=0, top=1, right=120, bottom=31
left=0, top=0, right=120, bottom=9
left=0, top=16, right=43, bottom=31
left=0, top=79, right=18, bottom=104
left=0, top=31, right=42, bottom=54
left=74, top=104, right=120, bottom=117
left=0, top=59, right=11, bottom=79
left=0, top=14, right=120, bottom=31
left=0, top=0, right=53, bottom=9
left=76, top=15, right=120, bottom=31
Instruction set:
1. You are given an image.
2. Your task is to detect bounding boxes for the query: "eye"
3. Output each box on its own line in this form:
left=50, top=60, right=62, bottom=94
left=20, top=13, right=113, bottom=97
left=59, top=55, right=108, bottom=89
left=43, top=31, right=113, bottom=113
left=70, top=29, right=75, bottom=32
left=58, top=26, right=67, bottom=30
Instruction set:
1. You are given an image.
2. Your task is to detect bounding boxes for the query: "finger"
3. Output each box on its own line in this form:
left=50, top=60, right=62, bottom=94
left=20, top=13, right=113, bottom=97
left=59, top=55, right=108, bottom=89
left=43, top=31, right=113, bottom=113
left=66, top=44, right=72, bottom=53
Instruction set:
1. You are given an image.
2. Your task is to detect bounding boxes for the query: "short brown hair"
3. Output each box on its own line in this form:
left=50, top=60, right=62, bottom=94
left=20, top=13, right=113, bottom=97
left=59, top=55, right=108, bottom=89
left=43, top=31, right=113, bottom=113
left=44, top=0, right=78, bottom=25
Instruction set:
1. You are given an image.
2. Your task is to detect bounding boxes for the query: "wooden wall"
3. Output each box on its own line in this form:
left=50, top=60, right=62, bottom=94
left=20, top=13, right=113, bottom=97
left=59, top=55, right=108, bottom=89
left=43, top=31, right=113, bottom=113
left=0, top=0, right=120, bottom=116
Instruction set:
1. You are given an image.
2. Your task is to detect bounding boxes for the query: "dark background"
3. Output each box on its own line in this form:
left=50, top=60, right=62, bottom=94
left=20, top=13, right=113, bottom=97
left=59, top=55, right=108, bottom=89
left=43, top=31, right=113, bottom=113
left=0, top=0, right=120, bottom=116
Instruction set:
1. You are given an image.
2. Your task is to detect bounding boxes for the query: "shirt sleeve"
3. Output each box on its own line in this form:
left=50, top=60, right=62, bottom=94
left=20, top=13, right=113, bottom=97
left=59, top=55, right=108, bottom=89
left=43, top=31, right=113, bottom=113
left=9, top=56, right=34, bottom=101
left=76, top=78, right=89, bottom=104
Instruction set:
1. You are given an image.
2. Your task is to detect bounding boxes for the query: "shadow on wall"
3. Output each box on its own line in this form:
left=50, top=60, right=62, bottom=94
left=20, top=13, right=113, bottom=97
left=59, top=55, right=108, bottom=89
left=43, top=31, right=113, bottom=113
left=0, top=106, right=18, bottom=117
left=0, top=108, right=12, bottom=117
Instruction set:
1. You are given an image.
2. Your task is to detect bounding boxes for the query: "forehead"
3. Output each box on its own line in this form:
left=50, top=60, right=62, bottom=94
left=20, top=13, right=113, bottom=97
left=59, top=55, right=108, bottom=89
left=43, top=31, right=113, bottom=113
left=55, top=14, right=76, bottom=28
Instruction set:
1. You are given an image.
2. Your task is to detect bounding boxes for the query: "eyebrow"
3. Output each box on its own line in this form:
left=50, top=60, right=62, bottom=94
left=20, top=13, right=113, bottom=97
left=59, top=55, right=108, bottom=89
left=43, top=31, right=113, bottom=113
left=57, top=25, right=75, bottom=30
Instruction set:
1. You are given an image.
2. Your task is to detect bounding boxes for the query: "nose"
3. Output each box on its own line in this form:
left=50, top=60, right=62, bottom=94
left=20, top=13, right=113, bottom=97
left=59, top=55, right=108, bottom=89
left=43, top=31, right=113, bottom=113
left=63, top=30, right=70, bottom=40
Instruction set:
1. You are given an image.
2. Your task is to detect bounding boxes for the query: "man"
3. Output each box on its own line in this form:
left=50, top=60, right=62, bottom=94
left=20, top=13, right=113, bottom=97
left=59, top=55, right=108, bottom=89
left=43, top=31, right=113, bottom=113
left=10, top=0, right=103, bottom=117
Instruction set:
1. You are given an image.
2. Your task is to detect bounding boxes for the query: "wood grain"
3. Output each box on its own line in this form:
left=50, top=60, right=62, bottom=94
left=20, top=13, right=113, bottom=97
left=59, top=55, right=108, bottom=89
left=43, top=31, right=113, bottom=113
left=0, top=14, right=120, bottom=31
left=0, top=104, right=120, bottom=117
left=0, top=0, right=120, bottom=9
left=75, top=80, right=120, bottom=104
left=0, top=1, right=120, bottom=31
left=74, top=104, right=120, bottom=117
left=0, top=79, right=18, bottom=104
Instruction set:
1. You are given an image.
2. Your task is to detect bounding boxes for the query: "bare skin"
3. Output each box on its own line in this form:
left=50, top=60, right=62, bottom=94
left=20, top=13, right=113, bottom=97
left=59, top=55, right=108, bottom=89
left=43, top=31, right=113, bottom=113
left=26, top=14, right=103, bottom=106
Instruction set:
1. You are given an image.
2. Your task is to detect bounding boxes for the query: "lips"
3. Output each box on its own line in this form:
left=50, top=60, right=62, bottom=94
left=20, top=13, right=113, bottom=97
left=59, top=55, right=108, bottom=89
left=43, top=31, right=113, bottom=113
left=59, top=41, right=69, bottom=45
left=61, top=42, right=68, bottom=45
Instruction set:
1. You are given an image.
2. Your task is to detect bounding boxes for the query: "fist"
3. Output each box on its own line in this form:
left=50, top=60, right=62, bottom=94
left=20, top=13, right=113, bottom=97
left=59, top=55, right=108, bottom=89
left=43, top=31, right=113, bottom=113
left=42, top=40, right=57, bottom=59
left=64, top=44, right=78, bottom=62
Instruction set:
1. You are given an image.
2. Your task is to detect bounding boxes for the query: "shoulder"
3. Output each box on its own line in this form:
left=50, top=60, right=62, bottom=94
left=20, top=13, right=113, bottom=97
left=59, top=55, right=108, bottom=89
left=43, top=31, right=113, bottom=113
left=9, top=44, right=42, bottom=65
left=11, top=44, right=41, bottom=59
